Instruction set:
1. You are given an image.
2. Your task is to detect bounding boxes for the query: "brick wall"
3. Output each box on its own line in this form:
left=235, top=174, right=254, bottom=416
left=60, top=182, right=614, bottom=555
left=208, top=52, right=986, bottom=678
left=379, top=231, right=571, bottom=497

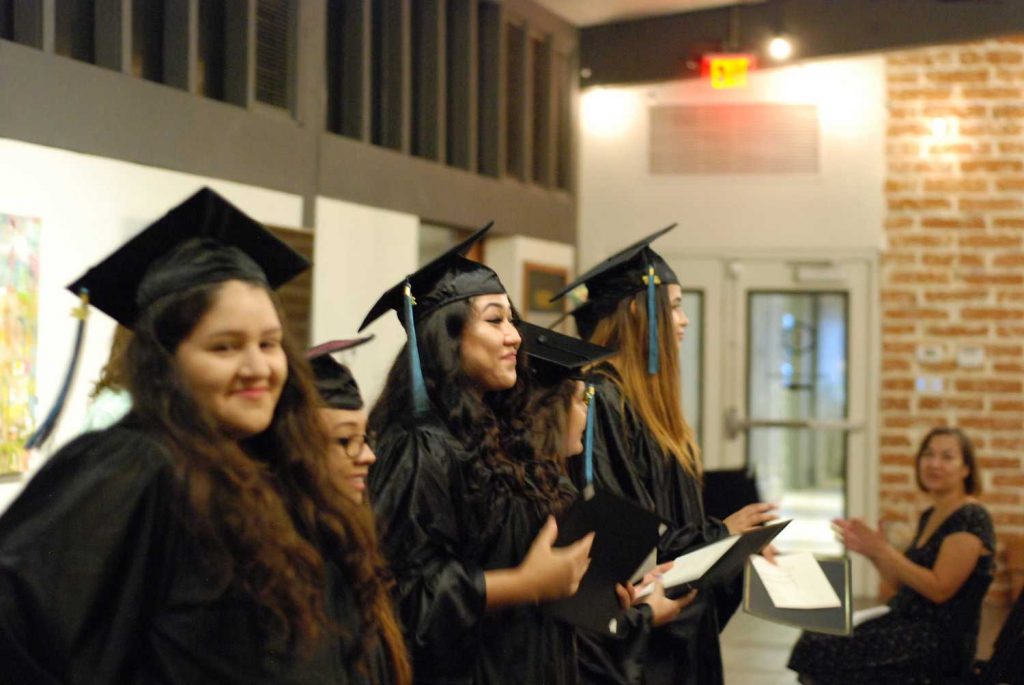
left=883, top=36, right=1024, bottom=605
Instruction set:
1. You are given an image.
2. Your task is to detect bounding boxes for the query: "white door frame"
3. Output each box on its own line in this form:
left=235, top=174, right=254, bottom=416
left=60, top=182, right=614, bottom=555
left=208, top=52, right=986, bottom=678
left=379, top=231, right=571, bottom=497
left=667, top=247, right=881, bottom=596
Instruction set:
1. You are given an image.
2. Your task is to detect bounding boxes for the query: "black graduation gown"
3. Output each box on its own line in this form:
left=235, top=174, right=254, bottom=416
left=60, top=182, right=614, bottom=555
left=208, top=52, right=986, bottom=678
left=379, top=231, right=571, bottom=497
left=368, top=414, right=577, bottom=685
left=0, top=426, right=371, bottom=685
left=567, top=368, right=729, bottom=685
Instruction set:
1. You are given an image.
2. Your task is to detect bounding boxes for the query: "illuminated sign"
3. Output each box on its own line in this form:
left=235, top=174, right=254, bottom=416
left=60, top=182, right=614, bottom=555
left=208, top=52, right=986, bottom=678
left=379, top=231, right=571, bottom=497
left=701, top=54, right=756, bottom=89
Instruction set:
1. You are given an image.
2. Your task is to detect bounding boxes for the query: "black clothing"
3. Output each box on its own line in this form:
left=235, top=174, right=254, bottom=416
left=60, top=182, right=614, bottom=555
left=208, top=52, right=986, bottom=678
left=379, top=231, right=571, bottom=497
left=0, top=426, right=374, bottom=685
left=788, top=503, right=996, bottom=685
left=368, top=415, right=578, bottom=685
left=568, top=367, right=729, bottom=685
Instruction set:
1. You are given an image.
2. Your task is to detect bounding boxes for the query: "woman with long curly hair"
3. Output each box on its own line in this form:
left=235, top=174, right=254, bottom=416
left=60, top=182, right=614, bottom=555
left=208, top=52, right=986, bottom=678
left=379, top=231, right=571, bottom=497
left=362, top=225, right=593, bottom=685
left=0, top=189, right=409, bottom=685
left=550, top=227, right=776, bottom=685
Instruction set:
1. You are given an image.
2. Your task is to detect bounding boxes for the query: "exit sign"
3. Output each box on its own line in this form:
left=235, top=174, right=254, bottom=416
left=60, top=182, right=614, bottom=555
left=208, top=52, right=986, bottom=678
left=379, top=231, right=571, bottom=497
left=701, top=54, right=756, bottom=89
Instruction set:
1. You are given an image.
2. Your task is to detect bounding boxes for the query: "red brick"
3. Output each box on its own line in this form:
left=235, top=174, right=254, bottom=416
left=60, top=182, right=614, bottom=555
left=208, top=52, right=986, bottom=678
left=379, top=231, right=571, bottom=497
left=997, top=325, right=1024, bottom=337
left=889, top=270, right=951, bottom=285
left=921, top=104, right=987, bottom=118
left=889, top=197, right=954, bottom=211
left=921, top=216, right=986, bottom=230
left=986, top=344, right=1023, bottom=357
left=962, top=307, right=1024, bottom=321
left=888, top=87, right=953, bottom=100
left=961, top=272, right=1024, bottom=286
left=881, top=394, right=911, bottom=409
left=883, top=307, right=949, bottom=320
left=999, top=142, right=1024, bottom=154
left=883, top=341, right=916, bottom=354
left=926, top=324, right=988, bottom=336
left=881, top=253, right=916, bottom=266
left=991, top=399, right=1024, bottom=411
left=883, top=323, right=917, bottom=336
left=881, top=435, right=913, bottom=448
left=997, top=291, right=1024, bottom=304
left=956, top=378, right=1023, bottom=393
left=978, top=456, right=1022, bottom=469
left=890, top=234, right=951, bottom=248
left=920, top=253, right=955, bottom=266
left=996, top=177, right=1024, bottom=192
left=958, top=254, right=986, bottom=268
left=993, top=253, right=1024, bottom=267
left=930, top=142, right=992, bottom=156
left=923, top=178, right=989, bottom=193
left=981, top=492, right=1022, bottom=506
left=961, top=159, right=1024, bottom=173
left=882, top=472, right=912, bottom=485
left=888, top=142, right=924, bottom=156
left=994, top=361, right=1024, bottom=373
left=959, top=416, right=1022, bottom=431
left=887, top=123, right=930, bottom=137
left=885, top=216, right=915, bottom=231
left=993, top=218, right=1024, bottom=229
left=962, top=87, right=1023, bottom=99
left=923, top=288, right=987, bottom=302
left=991, top=437, right=1024, bottom=450
left=959, top=123, right=1023, bottom=136
left=993, top=104, right=1024, bottom=118
left=994, top=69, right=1024, bottom=83
left=919, top=396, right=985, bottom=411
left=986, top=50, right=1024, bottom=65
left=880, top=488, right=923, bottom=503
left=925, top=69, right=989, bottom=83
left=958, top=234, right=1022, bottom=248
left=883, top=378, right=915, bottom=391
left=888, top=160, right=956, bottom=174
left=882, top=289, right=918, bottom=303
left=959, top=198, right=1024, bottom=213
left=888, top=74, right=919, bottom=86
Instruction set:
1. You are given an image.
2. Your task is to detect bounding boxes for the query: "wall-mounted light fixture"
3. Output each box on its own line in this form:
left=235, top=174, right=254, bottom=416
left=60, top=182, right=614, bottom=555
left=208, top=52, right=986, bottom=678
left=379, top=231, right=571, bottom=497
left=768, top=35, right=794, bottom=61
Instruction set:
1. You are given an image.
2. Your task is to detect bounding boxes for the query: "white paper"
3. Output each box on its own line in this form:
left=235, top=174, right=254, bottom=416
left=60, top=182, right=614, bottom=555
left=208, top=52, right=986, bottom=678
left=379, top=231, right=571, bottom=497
left=852, top=605, right=891, bottom=627
left=750, top=552, right=841, bottom=609
left=657, top=535, right=741, bottom=590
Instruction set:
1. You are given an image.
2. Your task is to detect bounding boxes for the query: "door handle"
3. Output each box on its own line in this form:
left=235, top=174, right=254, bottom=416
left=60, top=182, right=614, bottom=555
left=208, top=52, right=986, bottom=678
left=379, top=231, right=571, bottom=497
left=724, top=407, right=865, bottom=440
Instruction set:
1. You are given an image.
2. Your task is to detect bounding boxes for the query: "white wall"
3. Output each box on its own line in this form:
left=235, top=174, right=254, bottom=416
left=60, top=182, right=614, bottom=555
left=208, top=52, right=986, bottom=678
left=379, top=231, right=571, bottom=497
left=312, top=197, right=419, bottom=407
left=486, top=234, right=575, bottom=317
left=577, top=54, right=887, bottom=268
left=0, top=137, right=302, bottom=512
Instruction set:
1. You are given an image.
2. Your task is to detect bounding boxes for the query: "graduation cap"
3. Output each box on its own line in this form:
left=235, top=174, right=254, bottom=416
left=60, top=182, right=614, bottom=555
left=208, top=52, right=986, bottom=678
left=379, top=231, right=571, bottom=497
left=548, top=300, right=600, bottom=342
left=549, top=225, right=678, bottom=374
left=519, top=320, right=614, bottom=386
left=358, top=222, right=506, bottom=414
left=67, top=187, right=309, bottom=327
left=306, top=336, right=374, bottom=411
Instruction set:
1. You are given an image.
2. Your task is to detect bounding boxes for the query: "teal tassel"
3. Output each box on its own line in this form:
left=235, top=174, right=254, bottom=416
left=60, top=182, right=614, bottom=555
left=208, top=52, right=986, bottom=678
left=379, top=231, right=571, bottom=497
left=404, top=281, right=429, bottom=414
left=584, top=384, right=596, bottom=485
left=646, top=264, right=659, bottom=374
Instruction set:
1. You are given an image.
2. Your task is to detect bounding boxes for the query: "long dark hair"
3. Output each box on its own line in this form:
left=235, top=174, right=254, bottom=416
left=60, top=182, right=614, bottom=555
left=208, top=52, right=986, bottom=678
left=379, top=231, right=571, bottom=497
left=370, top=298, right=571, bottom=512
left=124, top=278, right=410, bottom=683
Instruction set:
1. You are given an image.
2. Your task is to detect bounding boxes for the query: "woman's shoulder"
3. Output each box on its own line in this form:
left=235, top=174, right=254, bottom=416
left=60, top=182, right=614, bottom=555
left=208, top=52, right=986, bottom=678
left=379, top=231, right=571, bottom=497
left=948, top=501, right=994, bottom=535
left=37, top=426, right=176, bottom=494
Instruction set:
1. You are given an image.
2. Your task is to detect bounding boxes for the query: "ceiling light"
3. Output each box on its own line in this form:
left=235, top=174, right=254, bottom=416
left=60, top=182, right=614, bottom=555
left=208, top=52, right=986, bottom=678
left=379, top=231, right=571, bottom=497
left=768, top=35, right=793, bottom=61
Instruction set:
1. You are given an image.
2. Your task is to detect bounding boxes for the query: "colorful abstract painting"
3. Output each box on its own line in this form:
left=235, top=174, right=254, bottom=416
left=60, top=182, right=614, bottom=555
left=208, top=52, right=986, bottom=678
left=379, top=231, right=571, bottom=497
left=1, top=214, right=40, bottom=476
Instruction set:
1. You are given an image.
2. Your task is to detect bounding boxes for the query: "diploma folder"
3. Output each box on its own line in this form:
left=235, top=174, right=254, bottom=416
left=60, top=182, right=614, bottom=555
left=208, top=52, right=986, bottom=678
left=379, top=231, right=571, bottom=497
left=543, top=484, right=666, bottom=635
left=743, top=555, right=852, bottom=636
left=656, top=519, right=791, bottom=599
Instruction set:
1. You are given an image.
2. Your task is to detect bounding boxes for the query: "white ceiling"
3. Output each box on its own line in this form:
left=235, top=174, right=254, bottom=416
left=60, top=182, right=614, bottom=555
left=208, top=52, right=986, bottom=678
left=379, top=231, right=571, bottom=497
left=533, top=0, right=762, bottom=27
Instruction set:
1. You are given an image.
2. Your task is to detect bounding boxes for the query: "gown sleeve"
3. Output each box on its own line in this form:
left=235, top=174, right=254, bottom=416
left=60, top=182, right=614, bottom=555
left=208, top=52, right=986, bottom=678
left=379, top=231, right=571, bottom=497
left=367, top=419, right=487, bottom=683
left=0, top=427, right=178, bottom=685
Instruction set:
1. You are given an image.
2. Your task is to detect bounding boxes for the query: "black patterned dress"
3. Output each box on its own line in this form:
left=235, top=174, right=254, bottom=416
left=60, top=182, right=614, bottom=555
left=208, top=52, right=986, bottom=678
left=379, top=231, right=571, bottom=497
left=788, top=503, right=995, bottom=685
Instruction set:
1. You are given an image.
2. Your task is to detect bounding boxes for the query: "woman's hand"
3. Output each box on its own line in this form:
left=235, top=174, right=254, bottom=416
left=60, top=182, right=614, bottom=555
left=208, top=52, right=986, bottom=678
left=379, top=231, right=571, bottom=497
left=724, top=502, right=778, bottom=535
left=638, top=583, right=697, bottom=627
left=832, top=518, right=888, bottom=559
left=518, top=516, right=594, bottom=602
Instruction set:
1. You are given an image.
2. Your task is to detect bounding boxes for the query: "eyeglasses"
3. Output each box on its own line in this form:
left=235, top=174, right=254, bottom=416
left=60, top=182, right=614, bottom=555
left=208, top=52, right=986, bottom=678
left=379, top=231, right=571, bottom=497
left=336, top=434, right=373, bottom=459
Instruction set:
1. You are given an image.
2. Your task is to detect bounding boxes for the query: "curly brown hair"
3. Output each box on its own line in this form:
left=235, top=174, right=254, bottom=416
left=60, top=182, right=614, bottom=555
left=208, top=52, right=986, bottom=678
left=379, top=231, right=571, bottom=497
left=124, top=279, right=410, bottom=683
left=90, top=324, right=133, bottom=398
left=370, top=298, right=572, bottom=513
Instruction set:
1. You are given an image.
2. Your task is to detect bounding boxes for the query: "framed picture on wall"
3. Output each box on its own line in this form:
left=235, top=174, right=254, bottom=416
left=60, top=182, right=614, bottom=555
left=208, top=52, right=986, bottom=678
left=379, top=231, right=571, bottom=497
left=522, top=262, right=568, bottom=327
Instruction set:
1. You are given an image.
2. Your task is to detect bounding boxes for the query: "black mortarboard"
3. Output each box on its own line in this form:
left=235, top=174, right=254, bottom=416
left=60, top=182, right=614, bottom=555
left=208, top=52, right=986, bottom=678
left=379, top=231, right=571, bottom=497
left=358, top=222, right=504, bottom=332
left=306, top=336, right=374, bottom=411
left=520, top=321, right=615, bottom=386
left=549, top=225, right=678, bottom=373
left=67, top=187, right=309, bottom=327
left=549, top=301, right=600, bottom=341
left=358, top=221, right=507, bottom=414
